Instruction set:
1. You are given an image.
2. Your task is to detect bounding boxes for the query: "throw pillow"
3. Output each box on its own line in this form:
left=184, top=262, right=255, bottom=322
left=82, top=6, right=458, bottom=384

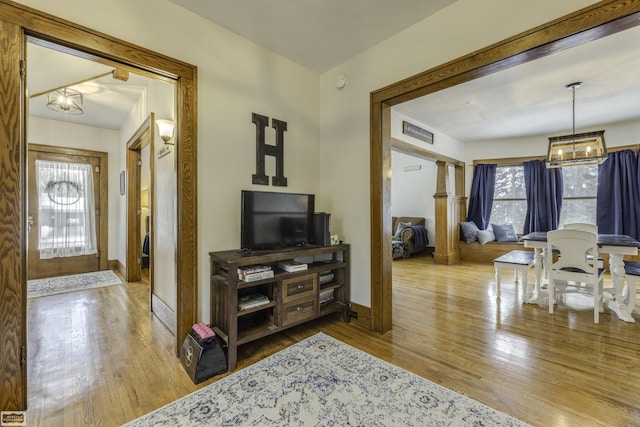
left=477, top=229, right=496, bottom=245
left=394, top=221, right=412, bottom=238
left=492, top=223, right=519, bottom=242
left=459, top=221, right=479, bottom=243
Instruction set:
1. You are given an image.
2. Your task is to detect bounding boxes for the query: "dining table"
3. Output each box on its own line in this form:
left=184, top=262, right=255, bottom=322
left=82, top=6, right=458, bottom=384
left=521, top=231, right=640, bottom=323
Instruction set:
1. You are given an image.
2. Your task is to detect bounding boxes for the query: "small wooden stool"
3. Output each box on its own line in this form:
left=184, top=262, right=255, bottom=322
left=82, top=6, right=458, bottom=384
left=493, top=250, right=534, bottom=299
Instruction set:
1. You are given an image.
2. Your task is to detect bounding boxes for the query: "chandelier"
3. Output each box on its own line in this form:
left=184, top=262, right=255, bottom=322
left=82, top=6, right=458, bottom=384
left=546, top=82, right=606, bottom=168
left=46, top=87, right=84, bottom=115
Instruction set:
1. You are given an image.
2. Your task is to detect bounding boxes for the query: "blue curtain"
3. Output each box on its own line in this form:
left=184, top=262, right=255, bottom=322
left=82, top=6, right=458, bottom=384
left=523, top=160, right=563, bottom=234
left=467, top=164, right=496, bottom=230
left=596, top=150, right=640, bottom=239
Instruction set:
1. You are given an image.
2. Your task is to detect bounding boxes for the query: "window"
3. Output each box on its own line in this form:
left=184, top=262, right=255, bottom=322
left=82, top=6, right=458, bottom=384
left=489, top=163, right=597, bottom=233
left=490, top=165, right=526, bottom=233
left=558, top=164, right=598, bottom=227
left=36, top=160, right=97, bottom=259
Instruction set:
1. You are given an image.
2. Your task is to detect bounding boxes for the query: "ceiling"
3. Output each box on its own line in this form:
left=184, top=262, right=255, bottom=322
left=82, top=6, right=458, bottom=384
left=394, top=24, right=640, bottom=142
left=167, top=0, right=458, bottom=73
left=27, top=42, right=150, bottom=130
left=26, top=3, right=640, bottom=143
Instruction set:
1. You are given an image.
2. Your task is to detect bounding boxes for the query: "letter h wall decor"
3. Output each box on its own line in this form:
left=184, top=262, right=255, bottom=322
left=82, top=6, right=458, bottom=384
left=252, top=112, right=288, bottom=186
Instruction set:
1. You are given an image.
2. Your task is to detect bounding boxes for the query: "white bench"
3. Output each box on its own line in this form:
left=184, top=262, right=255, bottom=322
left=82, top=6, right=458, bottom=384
left=623, top=260, right=640, bottom=313
left=493, top=250, right=535, bottom=300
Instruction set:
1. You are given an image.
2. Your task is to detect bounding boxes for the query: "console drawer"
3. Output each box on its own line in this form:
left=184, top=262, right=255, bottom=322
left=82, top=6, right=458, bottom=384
left=282, top=273, right=317, bottom=302
left=282, top=298, right=317, bottom=326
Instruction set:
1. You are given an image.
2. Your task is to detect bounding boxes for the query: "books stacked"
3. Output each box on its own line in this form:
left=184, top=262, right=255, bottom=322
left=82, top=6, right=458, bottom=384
left=277, top=260, right=308, bottom=272
left=238, top=293, right=271, bottom=311
left=237, top=265, right=274, bottom=282
left=319, top=288, right=334, bottom=305
left=319, top=272, right=334, bottom=284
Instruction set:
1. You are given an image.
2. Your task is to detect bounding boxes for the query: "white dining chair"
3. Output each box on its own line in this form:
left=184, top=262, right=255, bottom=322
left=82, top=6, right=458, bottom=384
left=562, top=223, right=603, bottom=268
left=563, top=223, right=597, bottom=233
left=547, top=229, right=605, bottom=323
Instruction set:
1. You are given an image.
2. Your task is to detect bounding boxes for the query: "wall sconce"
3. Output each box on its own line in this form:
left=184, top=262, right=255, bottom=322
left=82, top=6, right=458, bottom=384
left=156, top=119, right=175, bottom=145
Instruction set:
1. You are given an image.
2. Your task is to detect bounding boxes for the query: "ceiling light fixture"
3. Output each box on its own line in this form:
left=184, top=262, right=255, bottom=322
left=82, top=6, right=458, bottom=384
left=46, top=87, right=83, bottom=115
left=546, top=82, right=606, bottom=168
left=156, top=119, right=175, bottom=145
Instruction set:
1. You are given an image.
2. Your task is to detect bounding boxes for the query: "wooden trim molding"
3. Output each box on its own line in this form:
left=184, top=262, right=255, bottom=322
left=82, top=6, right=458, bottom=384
left=370, top=0, right=640, bottom=333
left=0, top=17, right=25, bottom=411
left=392, top=137, right=464, bottom=167
left=27, top=143, right=109, bottom=276
left=473, top=155, right=546, bottom=167
left=348, top=302, right=371, bottom=330
left=0, top=0, right=198, bottom=407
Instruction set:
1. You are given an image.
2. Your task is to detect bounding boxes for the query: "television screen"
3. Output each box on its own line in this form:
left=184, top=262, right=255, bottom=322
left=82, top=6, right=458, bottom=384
left=241, top=190, right=315, bottom=250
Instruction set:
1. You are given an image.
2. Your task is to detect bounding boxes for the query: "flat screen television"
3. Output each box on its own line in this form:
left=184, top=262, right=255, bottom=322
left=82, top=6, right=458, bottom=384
left=241, top=190, right=315, bottom=250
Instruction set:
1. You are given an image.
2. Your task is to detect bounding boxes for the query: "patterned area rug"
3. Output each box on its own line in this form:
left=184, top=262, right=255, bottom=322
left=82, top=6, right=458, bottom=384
left=124, top=333, right=529, bottom=426
left=27, top=270, right=122, bottom=298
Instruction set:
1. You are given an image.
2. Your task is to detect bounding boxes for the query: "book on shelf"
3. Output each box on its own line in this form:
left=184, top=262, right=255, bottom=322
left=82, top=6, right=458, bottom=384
left=238, top=293, right=271, bottom=311
left=239, top=269, right=274, bottom=282
left=319, top=272, right=334, bottom=284
left=237, top=264, right=272, bottom=277
left=319, top=288, right=334, bottom=304
left=277, top=260, right=308, bottom=272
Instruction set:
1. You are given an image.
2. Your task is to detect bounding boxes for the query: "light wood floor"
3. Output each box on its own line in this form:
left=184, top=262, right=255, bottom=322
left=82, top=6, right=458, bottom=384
left=26, top=257, right=640, bottom=426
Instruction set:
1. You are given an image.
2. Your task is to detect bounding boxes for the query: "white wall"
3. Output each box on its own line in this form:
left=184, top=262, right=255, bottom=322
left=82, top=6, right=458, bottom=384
left=390, top=151, right=436, bottom=245
left=319, top=0, right=599, bottom=306
left=390, top=109, right=463, bottom=246
left=19, top=0, right=601, bottom=317
left=391, top=110, right=465, bottom=161
left=28, top=117, right=121, bottom=260
left=147, top=80, right=177, bottom=311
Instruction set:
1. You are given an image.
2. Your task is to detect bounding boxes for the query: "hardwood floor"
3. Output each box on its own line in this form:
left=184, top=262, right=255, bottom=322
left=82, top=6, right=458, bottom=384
left=26, top=259, right=640, bottom=426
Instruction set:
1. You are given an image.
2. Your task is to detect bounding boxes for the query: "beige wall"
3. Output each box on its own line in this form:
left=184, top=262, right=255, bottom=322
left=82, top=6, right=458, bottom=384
left=18, top=0, right=321, bottom=323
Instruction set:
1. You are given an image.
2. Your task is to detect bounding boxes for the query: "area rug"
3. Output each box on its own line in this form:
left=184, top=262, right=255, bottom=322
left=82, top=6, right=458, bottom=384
left=27, top=270, right=122, bottom=298
left=124, top=333, right=529, bottom=426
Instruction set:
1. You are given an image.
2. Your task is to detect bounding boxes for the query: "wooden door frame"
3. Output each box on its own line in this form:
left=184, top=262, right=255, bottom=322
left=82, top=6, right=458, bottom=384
left=126, top=115, right=154, bottom=284
left=369, top=1, right=640, bottom=332
left=0, top=0, right=197, bottom=410
left=27, top=143, right=109, bottom=278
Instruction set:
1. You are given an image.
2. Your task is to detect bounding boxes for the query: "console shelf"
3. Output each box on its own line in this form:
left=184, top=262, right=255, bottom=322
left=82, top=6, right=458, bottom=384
left=209, top=244, right=350, bottom=370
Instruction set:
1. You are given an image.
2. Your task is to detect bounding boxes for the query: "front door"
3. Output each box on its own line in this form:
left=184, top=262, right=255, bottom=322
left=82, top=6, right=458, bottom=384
left=27, top=146, right=104, bottom=279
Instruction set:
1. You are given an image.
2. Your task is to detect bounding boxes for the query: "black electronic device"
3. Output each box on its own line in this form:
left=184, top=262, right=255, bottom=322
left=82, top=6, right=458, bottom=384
left=313, top=212, right=331, bottom=246
left=180, top=331, right=227, bottom=384
left=241, top=190, right=315, bottom=250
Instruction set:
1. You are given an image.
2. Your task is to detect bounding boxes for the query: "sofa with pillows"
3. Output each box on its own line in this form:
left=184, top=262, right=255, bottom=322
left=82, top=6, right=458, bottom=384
left=458, top=220, right=531, bottom=263
left=392, top=216, right=429, bottom=258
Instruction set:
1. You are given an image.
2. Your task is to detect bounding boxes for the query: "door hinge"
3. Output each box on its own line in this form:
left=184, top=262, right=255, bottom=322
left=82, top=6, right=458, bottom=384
left=95, top=166, right=100, bottom=173
left=138, top=160, right=142, bottom=167
left=20, top=346, right=26, bottom=368
left=19, top=60, right=25, bottom=79
left=95, top=208, right=101, bottom=215
left=96, top=252, right=101, bottom=258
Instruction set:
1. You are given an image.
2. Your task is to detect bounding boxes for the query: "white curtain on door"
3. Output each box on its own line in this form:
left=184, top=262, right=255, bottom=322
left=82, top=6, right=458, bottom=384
left=36, top=159, right=97, bottom=259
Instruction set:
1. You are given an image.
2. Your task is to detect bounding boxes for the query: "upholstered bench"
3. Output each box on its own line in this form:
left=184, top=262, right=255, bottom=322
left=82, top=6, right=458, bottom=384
left=493, top=250, right=535, bottom=299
